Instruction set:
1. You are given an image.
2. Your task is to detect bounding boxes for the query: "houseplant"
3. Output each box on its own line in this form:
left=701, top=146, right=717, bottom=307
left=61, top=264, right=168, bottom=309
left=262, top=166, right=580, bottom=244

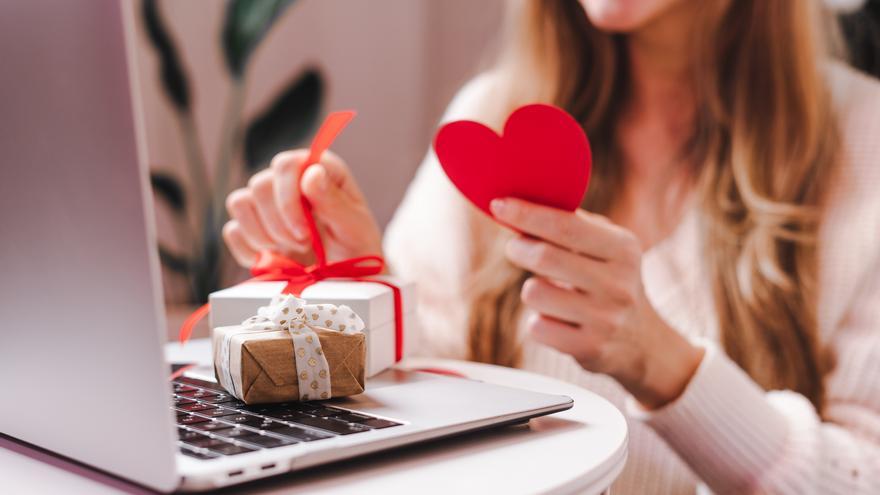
left=142, top=0, right=324, bottom=303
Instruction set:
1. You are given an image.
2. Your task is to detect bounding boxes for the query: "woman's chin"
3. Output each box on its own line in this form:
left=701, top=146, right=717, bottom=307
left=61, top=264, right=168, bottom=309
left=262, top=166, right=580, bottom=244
left=579, top=0, right=680, bottom=33
left=587, top=16, right=644, bottom=33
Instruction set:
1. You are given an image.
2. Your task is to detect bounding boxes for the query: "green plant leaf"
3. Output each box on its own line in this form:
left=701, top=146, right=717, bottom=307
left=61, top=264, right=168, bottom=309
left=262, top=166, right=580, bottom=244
left=150, top=171, right=187, bottom=212
left=142, top=0, right=191, bottom=111
left=243, top=69, right=323, bottom=170
left=158, top=245, right=191, bottom=274
left=222, top=0, right=297, bottom=78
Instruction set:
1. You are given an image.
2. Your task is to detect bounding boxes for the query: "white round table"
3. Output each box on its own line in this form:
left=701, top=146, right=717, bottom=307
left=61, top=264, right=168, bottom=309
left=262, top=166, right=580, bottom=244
left=0, top=342, right=627, bottom=495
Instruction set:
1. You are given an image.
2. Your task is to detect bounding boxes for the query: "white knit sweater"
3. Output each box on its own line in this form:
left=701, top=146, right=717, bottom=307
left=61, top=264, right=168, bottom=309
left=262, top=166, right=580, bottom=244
left=384, top=62, right=880, bottom=494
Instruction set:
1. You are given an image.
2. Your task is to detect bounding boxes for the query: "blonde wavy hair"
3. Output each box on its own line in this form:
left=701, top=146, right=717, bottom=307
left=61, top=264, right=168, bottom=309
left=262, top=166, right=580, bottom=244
left=466, top=0, right=840, bottom=410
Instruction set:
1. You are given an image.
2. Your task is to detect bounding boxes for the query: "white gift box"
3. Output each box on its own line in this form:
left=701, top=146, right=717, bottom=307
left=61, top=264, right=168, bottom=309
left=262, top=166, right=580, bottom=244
left=209, top=276, right=416, bottom=377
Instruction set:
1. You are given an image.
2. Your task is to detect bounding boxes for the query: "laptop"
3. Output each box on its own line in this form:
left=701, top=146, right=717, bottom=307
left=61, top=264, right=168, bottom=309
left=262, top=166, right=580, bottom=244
left=0, top=0, right=572, bottom=492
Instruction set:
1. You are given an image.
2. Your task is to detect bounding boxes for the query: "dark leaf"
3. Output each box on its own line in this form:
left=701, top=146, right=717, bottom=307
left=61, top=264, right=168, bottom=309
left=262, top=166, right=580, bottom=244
left=158, top=245, right=191, bottom=274
left=142, top=0, right=191, bottom=111
left=222, top=0, right=296, bottom=77
left=243, top=69, right=323, bottom=170
left=193, top=206, right=224, bottom=303
left=839, top=2, right=880, bottom=78
left=150, top=171, right=186, bottom=212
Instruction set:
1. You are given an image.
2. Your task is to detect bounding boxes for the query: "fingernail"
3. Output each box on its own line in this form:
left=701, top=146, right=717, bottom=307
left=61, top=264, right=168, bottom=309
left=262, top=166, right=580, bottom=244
left=313, top=165, right=329, bottom=192
left=302, top=165, right=329, bottom=196
left=490, top=198, right=507, bottom=216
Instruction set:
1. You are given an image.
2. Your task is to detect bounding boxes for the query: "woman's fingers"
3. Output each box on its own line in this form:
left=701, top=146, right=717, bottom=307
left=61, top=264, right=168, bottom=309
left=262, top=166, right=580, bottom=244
left=505, top=236, right=637, bottom=305
left=300, top=164, right=379, bottom=247
left=224, top=148, right=382, bottom=266
left=271, top=150, right=312, bottom=242
left=222, top=220, right=258, bottom=267
left=490, top=197, right=639, bottom=262
left=225, top=188, right=274, bottom=250
left=506, top=236, right=606, bottom=293
left=520, top=277, right=586, bottom=324
left=524, top=312, right=604, bottom=365
left=271, top=149, right=366, bottom=243
left=312, top=149, right=368, bottom=203
left=247, top=169, right=307, bottom=253
left=521, top=277, right=617, bottom=333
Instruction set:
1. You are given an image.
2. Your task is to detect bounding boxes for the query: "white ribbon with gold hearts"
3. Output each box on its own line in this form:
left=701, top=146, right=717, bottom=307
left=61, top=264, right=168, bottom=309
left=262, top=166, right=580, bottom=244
left=217, top=293, right=365, bottom=401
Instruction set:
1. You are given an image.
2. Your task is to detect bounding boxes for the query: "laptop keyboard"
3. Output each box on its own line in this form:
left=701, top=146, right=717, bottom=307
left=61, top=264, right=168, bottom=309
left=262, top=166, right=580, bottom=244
left=172, top=376, right=401, bottom=460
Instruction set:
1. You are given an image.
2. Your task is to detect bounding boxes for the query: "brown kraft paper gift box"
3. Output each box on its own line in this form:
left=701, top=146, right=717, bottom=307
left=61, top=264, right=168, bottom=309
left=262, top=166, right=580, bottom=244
left=212, top=326, right=366, bottom=405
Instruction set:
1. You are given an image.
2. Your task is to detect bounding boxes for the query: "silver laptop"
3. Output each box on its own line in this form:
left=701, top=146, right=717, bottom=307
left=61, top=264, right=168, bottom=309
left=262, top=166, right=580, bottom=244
left=0, top=0, right=572, bottom=491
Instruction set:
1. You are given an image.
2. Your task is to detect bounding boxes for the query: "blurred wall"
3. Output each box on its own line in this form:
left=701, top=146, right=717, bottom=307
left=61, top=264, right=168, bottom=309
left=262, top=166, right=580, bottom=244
left=133, top=0, right=504, bottom=307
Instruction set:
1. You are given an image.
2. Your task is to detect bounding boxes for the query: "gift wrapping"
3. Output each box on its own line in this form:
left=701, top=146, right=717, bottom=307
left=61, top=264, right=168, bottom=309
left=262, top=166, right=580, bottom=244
left=209, top=276, right=415, bottom=377
left=213, top=294, right=366, bottom=404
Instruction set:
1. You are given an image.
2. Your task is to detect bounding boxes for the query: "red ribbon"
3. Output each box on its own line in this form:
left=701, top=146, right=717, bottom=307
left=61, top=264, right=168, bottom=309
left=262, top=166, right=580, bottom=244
left=248, top=251, right=385, bottom=295
left=179, top=111, right=406, bottom=362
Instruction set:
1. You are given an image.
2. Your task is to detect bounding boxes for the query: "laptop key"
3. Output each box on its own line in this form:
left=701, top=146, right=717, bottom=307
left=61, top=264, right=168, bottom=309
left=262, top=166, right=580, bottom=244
left=334, top=412, right=371, bottom=423
left=267, top=402, right=319, bottom=413
left=190, top=421, right=234, bottom=432
left=243, top=403, right=306, bottom=414
left=185, top=437, right=231, bottom=449
left=295, top=416, right=371, bottom=435
left=179, top=447, right=218, bottom=460
left=212, top=427, right=258, bottom=440
left=262, top=410, right=311, bottom=422
left=199, top=407, right=240, bottom=418
left=271, top=426, right=333, bottom=442
left=173, top=384, right=197, bottom=394
left=220, top=414, right=270, bottom=428
left=207, top=444, right=256, bottom=456
left=261, top=421, right=298, bottom=431
left=179, top=403, right=216, bottom=413
left=308, top=407, right=345, bottom=418
left=238, top=434, right=296, bottom=448
left=177, top=428, right=207, bottom=441
left=190, top=390, right=219, bottom=400
left=175, top=387, right=201, bottom=399
left=293, top=402, right=323, bottom=411
left=178, top=414, right=210, bottom=426
left=199, top=394, right=235, bottom=404
left=174, top=377, right=226, bottom=392
left=333, top=413, right=400, bottom=428
left=174, top=397, right=196, bottom=407
left=359, top=418, right=401, bottom=429
left=238, top=404, right=275, bottom=413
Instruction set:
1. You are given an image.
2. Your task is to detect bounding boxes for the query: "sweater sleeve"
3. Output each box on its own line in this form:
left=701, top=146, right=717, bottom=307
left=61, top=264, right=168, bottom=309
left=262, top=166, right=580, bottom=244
left=627, top=253, right=880, bottom=494
left=627, top=61, right=880, bottom=495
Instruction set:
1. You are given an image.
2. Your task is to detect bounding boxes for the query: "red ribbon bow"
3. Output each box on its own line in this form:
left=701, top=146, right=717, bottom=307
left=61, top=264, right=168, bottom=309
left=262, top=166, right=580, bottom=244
left=179, top=111, right=405, bottom=363
left=248, top=251, right=385, bottom=295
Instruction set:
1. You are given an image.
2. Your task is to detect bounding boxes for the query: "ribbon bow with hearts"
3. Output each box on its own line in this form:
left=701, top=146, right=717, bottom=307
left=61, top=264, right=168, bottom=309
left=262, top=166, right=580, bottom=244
left=217, top=294, right=366, bottom=401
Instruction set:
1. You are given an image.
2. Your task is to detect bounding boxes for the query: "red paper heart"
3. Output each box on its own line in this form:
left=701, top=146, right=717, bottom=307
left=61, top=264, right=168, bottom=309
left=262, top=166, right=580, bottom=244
left=433, top=103, right=591, bottom=217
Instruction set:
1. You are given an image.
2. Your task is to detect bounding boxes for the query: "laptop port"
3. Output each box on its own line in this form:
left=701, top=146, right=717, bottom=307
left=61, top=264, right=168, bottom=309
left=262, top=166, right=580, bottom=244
left=261, top=463, right=276, bottom=471
left=228, top=470, right=244, bottom=477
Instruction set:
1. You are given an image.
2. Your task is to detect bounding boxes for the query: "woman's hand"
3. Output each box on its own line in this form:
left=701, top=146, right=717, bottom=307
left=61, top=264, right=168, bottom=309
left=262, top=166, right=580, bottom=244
left=223, top=149, right=383, bottom=267
left=491, top=197, right=704, bottom=409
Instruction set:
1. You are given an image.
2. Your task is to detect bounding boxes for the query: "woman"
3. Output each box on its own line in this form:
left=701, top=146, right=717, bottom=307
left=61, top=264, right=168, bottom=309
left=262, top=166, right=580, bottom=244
left=222, top=0, right=880, bottom=492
